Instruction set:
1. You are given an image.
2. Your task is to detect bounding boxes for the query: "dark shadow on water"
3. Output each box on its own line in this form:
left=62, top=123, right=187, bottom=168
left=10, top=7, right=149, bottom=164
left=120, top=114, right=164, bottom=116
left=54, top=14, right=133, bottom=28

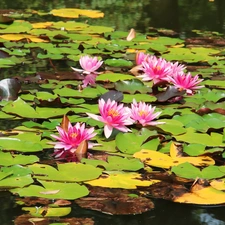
left=69, top=199, right=225, bottom=225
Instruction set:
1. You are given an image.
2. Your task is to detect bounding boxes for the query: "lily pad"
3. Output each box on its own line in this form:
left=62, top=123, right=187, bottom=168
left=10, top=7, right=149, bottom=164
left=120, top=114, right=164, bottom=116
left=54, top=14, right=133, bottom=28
left=82, top=156, right=144, bottom=171
left=11, top=179, right=89, bottom=200
left=28, top=163, right=102, bottom=182
left=85, top=171, right=159, bottom=189
left=115, top=79, right=152, bottom=94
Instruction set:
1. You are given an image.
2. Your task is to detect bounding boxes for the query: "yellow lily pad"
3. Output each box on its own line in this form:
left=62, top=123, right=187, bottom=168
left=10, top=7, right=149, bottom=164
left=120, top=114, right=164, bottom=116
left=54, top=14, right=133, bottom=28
left=51, top=8, right=104, bottom=18
left=210, top=179, right=225, bottom=191
left=0, top=34, right=47, bottom=42
left=133, top=142, right=214, bottom=169
left=31, top=22, right=53, bottom=29
left=174, top=182, right=225, bottom=205
left=85, top=172, right=160, bottom=189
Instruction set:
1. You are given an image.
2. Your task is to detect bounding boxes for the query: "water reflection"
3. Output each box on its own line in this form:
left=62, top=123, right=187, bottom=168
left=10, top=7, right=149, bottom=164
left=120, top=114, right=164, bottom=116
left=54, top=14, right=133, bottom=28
left=70, top=199, right=225, bottom=225
left=0, top=0, right=225, bottom=34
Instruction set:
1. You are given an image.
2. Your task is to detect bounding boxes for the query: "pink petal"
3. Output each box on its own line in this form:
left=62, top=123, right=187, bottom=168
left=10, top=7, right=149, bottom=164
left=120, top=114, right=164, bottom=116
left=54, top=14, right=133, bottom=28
left=104, top=124, right=113, bottom=138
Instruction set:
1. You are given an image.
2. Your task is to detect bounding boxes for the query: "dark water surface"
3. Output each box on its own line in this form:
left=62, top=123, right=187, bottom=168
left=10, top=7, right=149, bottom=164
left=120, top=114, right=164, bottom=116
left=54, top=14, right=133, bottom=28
left=1, top=0, right=225, bottom=224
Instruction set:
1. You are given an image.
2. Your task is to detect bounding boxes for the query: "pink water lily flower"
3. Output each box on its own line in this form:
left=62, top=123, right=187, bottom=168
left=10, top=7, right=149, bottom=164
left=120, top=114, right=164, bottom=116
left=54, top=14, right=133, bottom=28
left=168, top=72, right=204, bottom=95
left=130, top=99, right=164, bottom=126
left=136, top=52, right=149, bottom=65
left=87, top=99, right=134, bottom=138
left=138, top=56, right=173, bottom=84
left=170, top=61, right=186, bottom=74
left=71, top=55, right=103, bottom=74
left=51, top=122, right=96, bottom=159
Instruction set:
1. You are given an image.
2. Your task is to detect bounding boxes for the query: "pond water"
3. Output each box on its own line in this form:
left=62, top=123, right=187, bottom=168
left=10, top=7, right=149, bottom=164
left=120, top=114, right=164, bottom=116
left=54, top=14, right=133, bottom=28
left=1, top=0, right=225, bottom=225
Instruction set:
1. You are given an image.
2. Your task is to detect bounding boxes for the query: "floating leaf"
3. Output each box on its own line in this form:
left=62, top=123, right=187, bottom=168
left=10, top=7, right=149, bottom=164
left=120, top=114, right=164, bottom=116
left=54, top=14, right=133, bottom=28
left=122, top=93, right=157, bottom=103
left=31, top=22, right=53, bottom=29
left=134, top=143, right=214, bottom=169
left=116, top=129, right=158, bottom=154
left=2, top=97, right=38, bottom=118
left=0, top=151, right=39, bottom=166
left=82, top=156, right=144, bottom=171
left=22, top=206, right=71, bottom=217
left=174, top=182, right=225, bottom=205
left=171, top=162, right=225, bottom=180
left=0, top=21, right=32, bottom=33
left=51, top=8, right=104, bottom=18
left=28, top=163, right=102, bottom=182
left=11, top=179, right=89, bottom=200
left=0, top=165, right=33, bottom=188
left=115, top=79, right=152, bottom=94
left=85, top=171, right=159, bottom=189
left=174, top=127, right=225, bottom=146
left=75, top=187, right=154, bottom=215
left=96, top=73, right=134, bottom=82
left=0, top=137, right=43, bottom=152
left=0, top=34, right=47, bottom=42
left=104, top=59, right=133, bottom=67
left=157, top=119, right=186, bottom=135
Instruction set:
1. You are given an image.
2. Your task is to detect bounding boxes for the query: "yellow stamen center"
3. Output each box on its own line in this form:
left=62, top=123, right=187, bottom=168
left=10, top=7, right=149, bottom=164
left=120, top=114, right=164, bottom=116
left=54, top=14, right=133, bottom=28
left=70, top=133, right=78, bottom=138
left=108, top=109, right=119, bottom=117
left=139, top=110, right=148, bottom=117
left=155, top=66, right=161, bottom=71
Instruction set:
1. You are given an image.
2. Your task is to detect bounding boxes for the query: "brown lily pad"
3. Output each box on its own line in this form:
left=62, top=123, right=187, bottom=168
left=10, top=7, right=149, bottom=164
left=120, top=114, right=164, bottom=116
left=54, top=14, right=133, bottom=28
left=75, top=186, right=154, bottom=215
left=37, top=71, right=84, bottom=80
left=14, top=214, right=94, bottom=225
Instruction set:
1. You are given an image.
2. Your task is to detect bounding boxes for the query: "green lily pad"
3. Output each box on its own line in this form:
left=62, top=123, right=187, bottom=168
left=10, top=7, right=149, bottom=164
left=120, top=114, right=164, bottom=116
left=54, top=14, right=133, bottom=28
left=22, top=206, right=71, bottom=217
left=116, top=128, right=158, bottom=154
left=96, top=73, right=134, bottom=82
left=0, top=137, right=43, bottom=152
left=171, top=162, right=225, bottom=180
left=2, top=97, right=38, bottom=118
left=28, top=163, right=102, bottom=182
left=11, top=179, right=89, bottom=200
left=0, top=151, right=39, bottom=166
left=0, top=21, right=32, bottom=33
left=0, top=165, right=33, bottom=188
left=104, top=59, right=133, bottom=67
left=82, top=156, right=144, bottom=171
left=54, top=86, right=106, bottom=98
left=183, top=143, right=206, bottom=156
left=157, top=119, right=186, bottom=135
left=115, top=79, right=152, bottom=94
left=174, top=127, right=225, bottom=146
left=122, top=93, right=157, bottom=103
left=173, top=114, right=209, bottom=132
